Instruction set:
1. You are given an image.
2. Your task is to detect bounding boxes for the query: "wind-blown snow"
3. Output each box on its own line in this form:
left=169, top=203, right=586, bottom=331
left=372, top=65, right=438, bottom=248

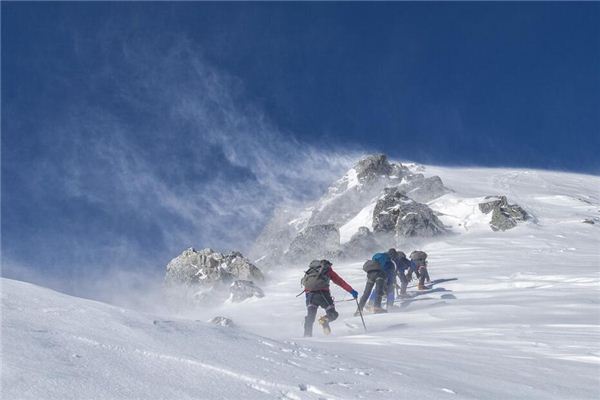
left=428, top=194, right=492, bottom=233
left=339, top=202, right=376, bottom=244
left=3, top=166, right=600, bottom=399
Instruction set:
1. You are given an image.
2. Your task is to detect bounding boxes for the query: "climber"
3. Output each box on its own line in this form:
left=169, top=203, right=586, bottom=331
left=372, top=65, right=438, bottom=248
left=301, top=259, right=358, bottom=337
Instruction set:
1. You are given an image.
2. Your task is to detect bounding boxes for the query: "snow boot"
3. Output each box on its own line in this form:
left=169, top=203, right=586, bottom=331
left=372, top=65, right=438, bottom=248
left=318, top=316, right=331, bottom=335
left=417, top=284, right=428, bottom=290
left=372, top=306, right=388, bottom=314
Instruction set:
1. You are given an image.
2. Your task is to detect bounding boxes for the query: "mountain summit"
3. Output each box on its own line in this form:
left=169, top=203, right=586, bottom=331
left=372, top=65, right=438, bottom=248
left=250, top=154, right=453, bottom=266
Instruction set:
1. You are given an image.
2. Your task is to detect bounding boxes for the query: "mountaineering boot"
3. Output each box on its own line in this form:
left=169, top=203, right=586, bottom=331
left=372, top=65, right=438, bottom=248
left=372, top=306, right=388, bottom=314
left=318, top=316, right=331, bottom=335
left=417, top=284, right=428, bottom=290
left=353, top=308, right=363, bottom=317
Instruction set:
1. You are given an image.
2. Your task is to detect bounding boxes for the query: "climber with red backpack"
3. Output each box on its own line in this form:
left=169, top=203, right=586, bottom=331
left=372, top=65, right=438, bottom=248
left=300, top=259, right=358, bottom=337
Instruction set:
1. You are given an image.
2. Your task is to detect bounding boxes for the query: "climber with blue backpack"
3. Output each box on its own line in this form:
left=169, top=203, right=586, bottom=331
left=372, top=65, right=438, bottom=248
left=355, top=250, right=395, bottom=315
left=301, top=259, right=358, bottom=337
left=365, top=249, right=403, bottom=311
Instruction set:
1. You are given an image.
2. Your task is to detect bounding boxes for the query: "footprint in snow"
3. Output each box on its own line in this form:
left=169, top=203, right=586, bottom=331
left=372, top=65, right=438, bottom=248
left=325, top=382, right=354, bottom=388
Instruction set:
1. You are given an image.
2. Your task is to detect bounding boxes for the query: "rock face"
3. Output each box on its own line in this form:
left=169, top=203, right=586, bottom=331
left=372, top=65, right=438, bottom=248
left=165, top=248, right=264, bottom=305
left=286, top=224, right=341, bottom=263
left=208, top=316, right=236, bottom=328
left=401, top=175, right=449, bottom=203
left=165, top=248, right=264, bottom=286
left=249, top=154, right=450, bottom=267
left=355, top=154, right=396, bottom=182
left=341, top=226, right=380, bottom=259
left=230, top=280, right=265, bottom=303
left=478, top=196, right=529, bottom=231
left=373, top=188, right=446, bottom=237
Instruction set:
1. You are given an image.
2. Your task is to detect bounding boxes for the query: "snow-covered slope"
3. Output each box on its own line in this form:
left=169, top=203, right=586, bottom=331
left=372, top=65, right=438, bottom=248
left=2, top=278, right=424, bottom=400
left=3, top=166, right=600, bottom=399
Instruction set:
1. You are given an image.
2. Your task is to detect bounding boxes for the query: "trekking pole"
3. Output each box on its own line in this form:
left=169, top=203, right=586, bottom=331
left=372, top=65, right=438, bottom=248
left=354, top=298, right=367, bottom=333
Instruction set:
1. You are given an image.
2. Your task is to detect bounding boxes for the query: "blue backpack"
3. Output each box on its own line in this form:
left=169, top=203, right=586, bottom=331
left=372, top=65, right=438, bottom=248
left=372, top=252, right=391, bottom=271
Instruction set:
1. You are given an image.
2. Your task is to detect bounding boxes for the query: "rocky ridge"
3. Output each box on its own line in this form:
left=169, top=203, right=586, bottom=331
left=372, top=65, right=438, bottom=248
left=250, top=154, right=451, bottom=266
left=165, top=248, right=264, bottom=305
left=478, top=196, right=530, bottom=231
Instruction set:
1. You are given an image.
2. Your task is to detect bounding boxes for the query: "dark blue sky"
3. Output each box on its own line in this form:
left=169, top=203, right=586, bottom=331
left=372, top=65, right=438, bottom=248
left=2, top=2, right=599, bottom=290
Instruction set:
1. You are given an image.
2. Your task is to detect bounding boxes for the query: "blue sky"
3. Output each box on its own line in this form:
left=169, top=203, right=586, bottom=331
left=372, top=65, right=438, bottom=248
left=2, top=3, right=599, bottom=294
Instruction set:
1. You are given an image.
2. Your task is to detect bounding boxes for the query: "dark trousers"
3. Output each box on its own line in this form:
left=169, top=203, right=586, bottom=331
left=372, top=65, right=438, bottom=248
left=358, top=270, right=386, bottom=310
left=304, top=291, right=338, bottom=337
left=418, top=266, right=431, bottom=286
left=398, top=270, right=409, bottom=295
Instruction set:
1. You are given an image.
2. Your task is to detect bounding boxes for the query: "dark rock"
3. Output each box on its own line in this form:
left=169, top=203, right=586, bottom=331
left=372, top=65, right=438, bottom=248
left=165, top=248, right=264, bottom=306
left=372, top=188, right=446, bottom=237
left=478, top=196, right=530, bottom=231
left=229, top=280, right=265, bottom=303
left=402, top=175, right=450, bottom=203
left=165, top=248, right=263, bottom=287
left=286, top=224, right=341, bottom=263
left=355, top=154, right=394, bottom=182
left=208, top=316, right=236, bottom=328
left=582, top=219, right=596, bottom=225
left=341, top=227, right=380, bottom=259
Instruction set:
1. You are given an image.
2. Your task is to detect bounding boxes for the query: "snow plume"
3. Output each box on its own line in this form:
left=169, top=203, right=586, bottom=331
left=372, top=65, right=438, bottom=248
left=3, top=34, right=358, bottom=306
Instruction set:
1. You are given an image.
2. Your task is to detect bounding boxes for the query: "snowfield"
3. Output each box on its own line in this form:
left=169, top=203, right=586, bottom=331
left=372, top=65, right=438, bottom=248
left=2, top=167, right=600, bottom=399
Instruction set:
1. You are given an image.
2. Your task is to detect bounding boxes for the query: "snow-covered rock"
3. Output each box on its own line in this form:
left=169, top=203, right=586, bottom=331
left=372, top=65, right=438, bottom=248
left=373, top=187, right=447, bottom=237
left=478, top=195, right=530, bottom=231
left=341, top=226, right=380, bottom=259
left=208, top=316, right=236, bottom=327
left=285, top=224, right=341, bottom=263
left=165, top=248, right=263, bottom=305
left=251, top=154, right=450, bottom=266
left=400, top=174, right=450, bottom=203
left=229, top=280, right=265, bottom=303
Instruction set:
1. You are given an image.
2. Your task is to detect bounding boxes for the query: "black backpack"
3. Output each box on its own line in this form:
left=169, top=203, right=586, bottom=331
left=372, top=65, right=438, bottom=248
left=362, top=259, right=381, bottom=272
left=410, top=250, right=428, bottom=267
left=301, top=260, right=332, bottom=291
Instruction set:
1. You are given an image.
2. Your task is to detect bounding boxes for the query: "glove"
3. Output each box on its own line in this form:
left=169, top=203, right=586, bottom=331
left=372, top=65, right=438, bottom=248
left=350, top=290, right=359, bottom=299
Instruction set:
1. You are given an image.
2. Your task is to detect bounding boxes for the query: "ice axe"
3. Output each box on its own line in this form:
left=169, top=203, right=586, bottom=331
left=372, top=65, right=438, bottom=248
left=354, top=298, right=367, bottom=333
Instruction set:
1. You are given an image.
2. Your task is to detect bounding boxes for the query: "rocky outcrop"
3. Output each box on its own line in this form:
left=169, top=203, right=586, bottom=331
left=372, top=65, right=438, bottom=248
left=286, top=224, right=341, bottom=263
left=341, top=227, right=380, bottom=259
left=165, top=248, right=264, bottom=306
left=250, top=154, right=451, bottom=266
left=401, top=175, right=450, bottom=203
left=355, top=154, right=395, bottom=182
left=208, top=316, right=236, bottom=328
left=478, top=196, right=529, bottom=231
left=165, top=248, right=263, bottom=287
left=372, top=188, right=446, bottom=237
left=229, top=280, right=265, bottom=303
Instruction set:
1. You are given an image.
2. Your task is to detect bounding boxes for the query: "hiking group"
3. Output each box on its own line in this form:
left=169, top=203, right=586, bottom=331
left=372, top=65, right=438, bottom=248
left=301, top=249, right=431, bottom=337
